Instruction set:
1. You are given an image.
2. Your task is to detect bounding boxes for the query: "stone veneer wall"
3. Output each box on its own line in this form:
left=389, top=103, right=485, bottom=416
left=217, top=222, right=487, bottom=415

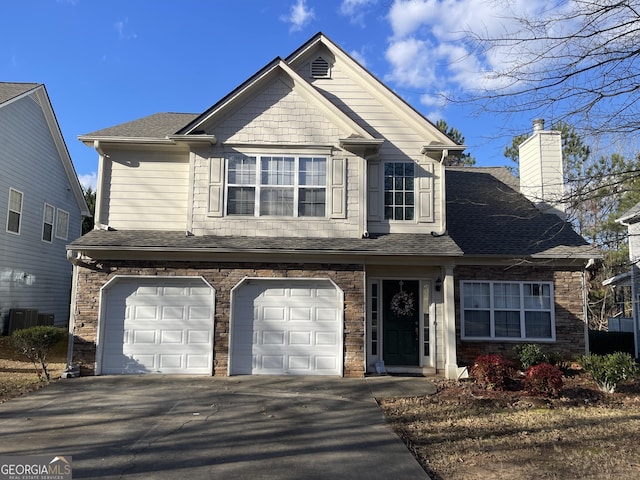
left=454, top=265, right=587, bottom=367
left=71, top=260, right=365, bottom=377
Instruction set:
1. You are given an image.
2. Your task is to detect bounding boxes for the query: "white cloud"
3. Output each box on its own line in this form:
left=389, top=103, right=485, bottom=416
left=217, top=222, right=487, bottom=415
left=384, top=0, right=557, bottom=96
left=114, top=17, right=137, bottom=40
left=349, top=49, right=368, bottom=68
left=281, top=0, right=315, bottom=32
left=78, top=172, right=97, bottom=191
left=339, top=0, right=377, bottom=26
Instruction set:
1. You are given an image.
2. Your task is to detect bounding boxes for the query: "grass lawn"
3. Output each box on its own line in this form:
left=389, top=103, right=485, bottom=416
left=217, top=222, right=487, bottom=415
left=0, top=334, right=68, bottom=403
left=379, top=373, right=640, bottom=480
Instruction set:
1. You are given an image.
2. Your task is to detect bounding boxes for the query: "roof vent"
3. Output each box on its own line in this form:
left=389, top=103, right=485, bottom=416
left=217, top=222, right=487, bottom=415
left=311, top=56, right=331, bottom=78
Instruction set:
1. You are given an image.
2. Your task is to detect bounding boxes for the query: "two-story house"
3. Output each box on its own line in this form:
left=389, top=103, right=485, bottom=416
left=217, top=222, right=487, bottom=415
left=1, top=82, right=89, bottom=334
left=606, top=205, right=640, bottom=359
left=67, top=33, right=596, bottom=379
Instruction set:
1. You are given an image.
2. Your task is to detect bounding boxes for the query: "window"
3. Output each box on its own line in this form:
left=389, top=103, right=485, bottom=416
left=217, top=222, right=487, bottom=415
left=384, top=162, right=415, bottom=220
left=6, top=188, right=23, bottom=234
left=55, top=209, right=69, bottom=240
left=42, top=204, right=54, bottom=242
left=461, top=281, right=555, bottom=340
left=226, top=154, right=326, bottom=217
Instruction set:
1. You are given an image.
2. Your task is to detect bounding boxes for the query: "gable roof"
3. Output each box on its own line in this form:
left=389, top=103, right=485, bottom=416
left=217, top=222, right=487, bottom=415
left=446, top=167, right=596, bottom=258
left=0, top=82, right=90, bottom=217
left=177, top=57, right=376, bottom=143
left=286, top=33, right=459, bottom=148
left=0, top=82, right=39, bottom=105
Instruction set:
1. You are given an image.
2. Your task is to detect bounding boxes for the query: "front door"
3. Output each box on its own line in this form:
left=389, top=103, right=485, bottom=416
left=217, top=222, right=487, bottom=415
left=383, top=280, right=420, bottom=365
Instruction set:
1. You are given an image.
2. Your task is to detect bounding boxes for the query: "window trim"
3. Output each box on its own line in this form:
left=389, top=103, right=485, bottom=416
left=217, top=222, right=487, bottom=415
left=460, top=280, right=556, bottom=341
left=225, top=154, right=328, bottom=218
left=55, top=208, right=69, bottom=240
left=42, top=203, right=55, bottom=243
left=6, top=188, right=23, bottom=235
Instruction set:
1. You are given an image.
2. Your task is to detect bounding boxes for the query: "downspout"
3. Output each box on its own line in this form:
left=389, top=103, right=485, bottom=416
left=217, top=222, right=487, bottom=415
left=362, top=155, right=369, bottom=238
left=582, top=266, right=591, bottom=355
left=93, top=141, right=107, bottom=230
left=430, top=149, right=448, bottom=236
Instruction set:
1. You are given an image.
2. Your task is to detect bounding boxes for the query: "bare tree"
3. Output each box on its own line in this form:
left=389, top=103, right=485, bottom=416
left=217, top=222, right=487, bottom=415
left=472, top=0, right=640, bottom=137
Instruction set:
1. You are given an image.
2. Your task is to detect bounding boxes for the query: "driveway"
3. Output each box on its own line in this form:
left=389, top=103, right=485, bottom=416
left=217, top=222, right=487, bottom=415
left=0, top=375, right=435, bottom=479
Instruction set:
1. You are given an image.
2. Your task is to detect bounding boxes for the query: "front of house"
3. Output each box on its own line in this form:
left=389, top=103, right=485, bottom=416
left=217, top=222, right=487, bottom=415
left=67, top=33, right=595, bottom=379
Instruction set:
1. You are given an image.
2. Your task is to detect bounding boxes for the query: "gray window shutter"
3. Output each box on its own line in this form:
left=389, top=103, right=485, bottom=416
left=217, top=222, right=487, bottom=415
left=368, top=162, right=381, bottom=221
left=330, top=157, right=346, bottom=218
left=208, top=157, right=224, bottom=217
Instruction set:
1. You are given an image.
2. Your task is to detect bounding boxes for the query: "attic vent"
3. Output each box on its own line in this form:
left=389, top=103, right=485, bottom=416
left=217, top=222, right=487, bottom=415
left=311, top=56, right=331, bottom=78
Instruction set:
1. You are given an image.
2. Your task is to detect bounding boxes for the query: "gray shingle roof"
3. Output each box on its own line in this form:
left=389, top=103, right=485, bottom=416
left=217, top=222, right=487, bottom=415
left=69, top=230, right=463, bottom=257
left=0, top=82, right=39, bottom=105
left=446, top=167, right=596, bottom=257
left=80, top=112, right=199, bottom=138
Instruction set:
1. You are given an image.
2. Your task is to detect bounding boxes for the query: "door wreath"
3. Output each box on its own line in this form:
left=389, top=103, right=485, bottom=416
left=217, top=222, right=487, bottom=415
left=390, top=281, right=415, bottom=317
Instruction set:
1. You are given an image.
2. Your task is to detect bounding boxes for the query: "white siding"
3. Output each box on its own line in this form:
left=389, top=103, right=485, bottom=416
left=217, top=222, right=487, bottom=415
left=301, top=58, right=444, bottom=233
left=519, top=131, right=565, bottom=215
left=0, top=94, right=83, bottom=329
left=100, top=149, right=189, bottom=230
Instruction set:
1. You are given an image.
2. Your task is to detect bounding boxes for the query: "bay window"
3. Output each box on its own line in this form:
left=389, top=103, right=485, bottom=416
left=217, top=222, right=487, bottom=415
left=226, top=154, right=326, bottom=217
left=461, top=281, right=555, bottom=340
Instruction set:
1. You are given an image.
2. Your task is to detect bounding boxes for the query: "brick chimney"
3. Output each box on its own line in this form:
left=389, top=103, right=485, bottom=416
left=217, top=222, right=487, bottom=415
left=518, top=119, right=565, bottom=217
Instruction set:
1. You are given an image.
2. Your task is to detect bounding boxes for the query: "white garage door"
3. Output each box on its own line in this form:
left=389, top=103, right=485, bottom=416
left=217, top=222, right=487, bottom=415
left=230, top=280, right=343, bottom=375
left=100, top=277, right=214, bottom=375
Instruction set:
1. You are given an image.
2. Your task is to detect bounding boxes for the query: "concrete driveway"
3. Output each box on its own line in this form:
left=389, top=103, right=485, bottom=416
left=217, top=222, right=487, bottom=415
left=0, top=375, right=435, bottom=479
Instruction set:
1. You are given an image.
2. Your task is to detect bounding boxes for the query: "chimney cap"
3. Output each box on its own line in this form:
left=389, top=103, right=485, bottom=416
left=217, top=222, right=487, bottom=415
left=533, top=119, right=545, bottom=133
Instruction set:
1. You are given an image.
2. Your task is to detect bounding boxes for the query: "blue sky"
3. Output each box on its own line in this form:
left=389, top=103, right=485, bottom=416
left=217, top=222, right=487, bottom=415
left=3, top=0, right=551, bottom=190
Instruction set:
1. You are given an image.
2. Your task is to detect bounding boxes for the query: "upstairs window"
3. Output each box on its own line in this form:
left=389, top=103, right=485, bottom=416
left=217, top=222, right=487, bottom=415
left=6, top=188, right=23, bottom=234
left=55, top=209, right=69, bottom=240
left=42, top=203, right=54, bottom=242
left=226, top=154, right=327, bottom=217
left=384, top=162, right=415, bottom=221
left=461, top=281, right=555, bottom=340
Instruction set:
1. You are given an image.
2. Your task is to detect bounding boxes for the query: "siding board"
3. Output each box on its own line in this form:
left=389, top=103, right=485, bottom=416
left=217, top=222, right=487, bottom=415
left=0, top=92, right=83, bottom=328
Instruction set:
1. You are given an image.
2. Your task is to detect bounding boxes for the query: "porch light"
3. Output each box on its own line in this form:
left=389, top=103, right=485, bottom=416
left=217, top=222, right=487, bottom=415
left=435, top=277, right=443, bottom=292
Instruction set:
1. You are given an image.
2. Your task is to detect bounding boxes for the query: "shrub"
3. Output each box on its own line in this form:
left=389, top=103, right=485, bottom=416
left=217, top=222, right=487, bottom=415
left=514, top=344, right=548, bottom=370
left=11, top=326, right=66, bottom=381
left=469, top=354, right=516, bottom=390
left=524, top=363, right=563, bottom=396
left=578, top=352, right=638, bottom=393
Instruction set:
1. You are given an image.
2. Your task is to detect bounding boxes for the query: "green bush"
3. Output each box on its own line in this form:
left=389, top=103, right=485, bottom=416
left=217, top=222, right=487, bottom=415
left=11, top=326, right=66, bottom=381
left=524, top=363, right=563, bottom=397
left=469, top=354, right=516, bottom=390
left=578, top=352, right=638, bottom=393
left=514, top=344, right=549, bottom=370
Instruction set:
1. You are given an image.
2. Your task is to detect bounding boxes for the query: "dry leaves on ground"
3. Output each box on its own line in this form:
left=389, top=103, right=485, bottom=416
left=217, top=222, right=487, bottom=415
left=0, top=336, right=67, bottom=403
left=379, top=372, right=640, bottom=480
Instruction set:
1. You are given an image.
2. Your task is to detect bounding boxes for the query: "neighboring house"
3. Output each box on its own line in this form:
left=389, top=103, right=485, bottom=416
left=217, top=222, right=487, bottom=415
left=67, top=33, right=596, bottom=379
left=606, top=205, right=640, bottom=358
left=0, top=82, right=89, bottom=333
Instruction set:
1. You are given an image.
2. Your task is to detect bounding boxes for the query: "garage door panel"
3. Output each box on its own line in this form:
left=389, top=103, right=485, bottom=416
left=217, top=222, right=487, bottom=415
left=230, top=280, right=342, bottom=375
left=101, top=278, right=214, bottom=375
left=262, top=330, right=286, bottom=345
left=289, top=331, right=312, bottom=345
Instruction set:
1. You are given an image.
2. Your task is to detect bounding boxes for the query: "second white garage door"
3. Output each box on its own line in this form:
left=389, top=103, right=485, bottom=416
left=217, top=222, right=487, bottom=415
left=99, top=277, right=214, bottom=375
left=230, top=280, right=343, bottom=375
